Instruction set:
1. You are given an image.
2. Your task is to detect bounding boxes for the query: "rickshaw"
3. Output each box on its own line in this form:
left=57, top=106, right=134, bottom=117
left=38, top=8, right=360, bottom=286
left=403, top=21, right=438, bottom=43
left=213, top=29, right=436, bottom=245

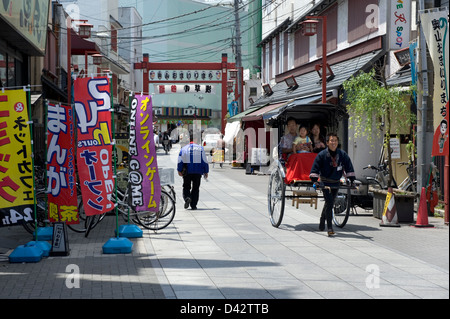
left=266, top=102, right=355, bottom=228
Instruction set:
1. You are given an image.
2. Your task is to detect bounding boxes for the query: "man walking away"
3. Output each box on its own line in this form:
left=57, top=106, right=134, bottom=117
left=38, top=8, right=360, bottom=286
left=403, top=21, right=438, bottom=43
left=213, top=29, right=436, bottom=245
left=177, top=133, right=209, bottom=210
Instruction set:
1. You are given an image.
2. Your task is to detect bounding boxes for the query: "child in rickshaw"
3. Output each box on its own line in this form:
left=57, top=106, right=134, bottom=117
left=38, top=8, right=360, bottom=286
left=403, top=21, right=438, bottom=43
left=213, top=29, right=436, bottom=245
left=292, top=124, right=313, bottom=153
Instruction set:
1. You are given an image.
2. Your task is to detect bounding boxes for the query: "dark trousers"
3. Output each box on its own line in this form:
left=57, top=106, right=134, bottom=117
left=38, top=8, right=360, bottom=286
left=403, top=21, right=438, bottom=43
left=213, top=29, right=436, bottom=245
left=321, top=187, right=338, bottom=229
left=182, top=174, right=202, bottom=208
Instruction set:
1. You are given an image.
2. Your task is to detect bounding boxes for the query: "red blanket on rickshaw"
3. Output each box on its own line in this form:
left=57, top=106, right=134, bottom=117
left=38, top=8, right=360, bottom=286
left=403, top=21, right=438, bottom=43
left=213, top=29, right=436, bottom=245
left=284, top=153, right=317, bottom=184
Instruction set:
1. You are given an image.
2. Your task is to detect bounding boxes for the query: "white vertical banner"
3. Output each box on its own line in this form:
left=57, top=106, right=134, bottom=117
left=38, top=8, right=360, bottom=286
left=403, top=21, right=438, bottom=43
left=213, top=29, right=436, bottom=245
left=420, top=9, right=449, bottom=156
left=389, top=0, right=412, bottom=50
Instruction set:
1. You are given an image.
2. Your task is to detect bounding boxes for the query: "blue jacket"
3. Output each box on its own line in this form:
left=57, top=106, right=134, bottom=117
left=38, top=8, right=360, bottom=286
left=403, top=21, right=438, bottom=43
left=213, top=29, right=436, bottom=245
left=309, top=148, right=355, bottom=185
left=177, top=142, right=209, bottom=175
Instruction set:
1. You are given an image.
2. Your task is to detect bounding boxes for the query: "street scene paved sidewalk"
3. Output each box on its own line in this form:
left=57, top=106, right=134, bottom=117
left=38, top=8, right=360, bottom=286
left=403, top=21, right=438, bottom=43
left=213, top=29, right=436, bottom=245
left=0, top=144, right=448, bottom=299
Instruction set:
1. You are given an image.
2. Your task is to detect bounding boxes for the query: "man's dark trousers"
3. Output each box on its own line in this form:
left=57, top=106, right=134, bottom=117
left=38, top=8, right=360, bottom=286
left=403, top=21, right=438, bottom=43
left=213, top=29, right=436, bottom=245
left=321, top=186, right=338, bottom=229
left=183, top=174, right=202, bottom=208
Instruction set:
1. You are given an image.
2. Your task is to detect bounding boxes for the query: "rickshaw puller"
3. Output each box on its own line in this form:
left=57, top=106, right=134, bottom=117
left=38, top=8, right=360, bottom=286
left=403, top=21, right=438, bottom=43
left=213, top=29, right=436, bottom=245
left=309, top=133, right=356, bottom=236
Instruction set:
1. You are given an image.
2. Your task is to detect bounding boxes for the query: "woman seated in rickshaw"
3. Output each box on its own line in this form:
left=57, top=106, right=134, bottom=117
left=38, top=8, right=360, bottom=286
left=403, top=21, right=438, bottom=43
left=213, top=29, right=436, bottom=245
left=284, top=123, right=316, bottom=182
left=310, top=123, right=326, bottom=153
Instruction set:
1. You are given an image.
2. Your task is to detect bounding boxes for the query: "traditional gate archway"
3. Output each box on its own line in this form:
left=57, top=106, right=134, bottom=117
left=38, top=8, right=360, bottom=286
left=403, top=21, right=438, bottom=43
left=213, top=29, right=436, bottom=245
left=135, top=53, right=236, bottom=132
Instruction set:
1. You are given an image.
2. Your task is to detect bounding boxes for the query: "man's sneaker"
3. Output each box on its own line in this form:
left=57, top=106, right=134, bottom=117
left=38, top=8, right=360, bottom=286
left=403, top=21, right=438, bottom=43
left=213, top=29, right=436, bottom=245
left=184, top=197, right=191, bottom=209
left=327, top=229, right=335, bottom=237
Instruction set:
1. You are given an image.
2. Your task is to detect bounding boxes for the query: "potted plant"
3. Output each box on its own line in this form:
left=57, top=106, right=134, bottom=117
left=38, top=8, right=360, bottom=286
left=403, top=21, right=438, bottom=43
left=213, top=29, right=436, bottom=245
left=342, top=59, right=417, bottom=222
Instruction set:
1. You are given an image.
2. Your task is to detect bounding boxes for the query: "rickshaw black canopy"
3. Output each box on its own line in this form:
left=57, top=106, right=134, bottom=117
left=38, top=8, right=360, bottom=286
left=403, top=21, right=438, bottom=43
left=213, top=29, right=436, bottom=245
left=266, top=101, right=347, bottom=133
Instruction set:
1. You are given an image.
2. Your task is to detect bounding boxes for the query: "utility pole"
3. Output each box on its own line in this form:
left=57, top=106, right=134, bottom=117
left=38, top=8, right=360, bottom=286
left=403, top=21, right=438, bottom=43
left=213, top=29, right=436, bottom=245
left=417, top=0, right=430, bottom=193
left=234, top=0, right=243, bottom=113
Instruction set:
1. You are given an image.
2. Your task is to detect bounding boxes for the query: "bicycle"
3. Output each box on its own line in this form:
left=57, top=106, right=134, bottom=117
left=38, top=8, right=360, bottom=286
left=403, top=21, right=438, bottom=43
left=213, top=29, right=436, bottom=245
left=114, top=169, right=177, bottom=231
left=396, top=161, right=417, bottom=192
left=66, top=191, right=107, bottom=237
left=21, top=184, right=106, bottom=237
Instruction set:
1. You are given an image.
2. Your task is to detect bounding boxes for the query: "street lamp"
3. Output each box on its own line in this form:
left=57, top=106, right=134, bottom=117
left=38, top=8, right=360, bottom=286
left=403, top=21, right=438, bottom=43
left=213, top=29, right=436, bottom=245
left=300, top=16, right=328, bottom=103
left=229, top=69, right=238, bottom=80
left=314, top=63, right=334, bottom=82
left=76, top=21, right=94, bottom=38
left=262, top=84, right=273, bottom=96
left=227, top=80, right=234, bottom=93
left=84, top=51, right=102, bottom=77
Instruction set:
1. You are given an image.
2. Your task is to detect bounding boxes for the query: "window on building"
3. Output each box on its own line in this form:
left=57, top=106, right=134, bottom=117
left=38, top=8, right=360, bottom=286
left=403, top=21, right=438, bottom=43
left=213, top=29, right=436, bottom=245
left=249, top=87, right=257, bottom=96
left=279, top=33, right=284, bottom=73
left=111, top=26, right=118, bottom=52
left=271, top=37, right=276, bottom=79
left=0, top=53, right=6, bottom=87
left=316, top=4, right=338, bottom=57
left=294, top=29, right=309, bottom=67
left=264, top=44, right=269, bottom=83
left=348, top=0, right=378, bottom=43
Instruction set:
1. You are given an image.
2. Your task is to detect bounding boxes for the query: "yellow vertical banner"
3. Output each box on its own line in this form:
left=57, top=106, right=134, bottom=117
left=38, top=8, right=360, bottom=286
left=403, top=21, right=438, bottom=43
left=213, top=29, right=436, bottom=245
left=0, top=89, right=35, bottom=227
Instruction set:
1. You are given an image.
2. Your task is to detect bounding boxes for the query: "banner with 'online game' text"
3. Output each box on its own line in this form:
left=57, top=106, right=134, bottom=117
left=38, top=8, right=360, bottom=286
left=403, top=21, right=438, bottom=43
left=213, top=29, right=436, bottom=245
left=74, top=77, right=115, bottom=216
left=128, top=94, right=160, bottom=212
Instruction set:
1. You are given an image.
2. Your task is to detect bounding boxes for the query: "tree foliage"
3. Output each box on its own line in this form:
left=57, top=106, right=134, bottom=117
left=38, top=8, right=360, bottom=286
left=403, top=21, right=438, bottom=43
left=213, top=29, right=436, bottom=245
left=342, top=67, right=416, bottom=186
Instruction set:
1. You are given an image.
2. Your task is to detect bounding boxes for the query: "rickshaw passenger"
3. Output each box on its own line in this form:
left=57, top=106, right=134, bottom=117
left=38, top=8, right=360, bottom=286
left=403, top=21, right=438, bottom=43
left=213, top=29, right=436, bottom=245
left=310, top=123, right=326, bottom=153
left=292, top=124, right=313, bottom=153
left=280, top=117, right=298, bottom=159
left=309, top=133, right=356, bottom=236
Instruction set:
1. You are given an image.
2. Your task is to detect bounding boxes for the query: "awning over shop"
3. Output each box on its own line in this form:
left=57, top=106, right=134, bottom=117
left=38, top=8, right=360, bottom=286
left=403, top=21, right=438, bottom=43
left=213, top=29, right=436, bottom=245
left=252, top=49, right=385, bottom=107
left=227, top=105, right=266, bottom=123
left=241, top=100, right=293, bottom=122
left=71, top=29, right=100, bottom=55
left=262, top=93, right=330, bottom=121
left=223, top=121, right=241, bottom=145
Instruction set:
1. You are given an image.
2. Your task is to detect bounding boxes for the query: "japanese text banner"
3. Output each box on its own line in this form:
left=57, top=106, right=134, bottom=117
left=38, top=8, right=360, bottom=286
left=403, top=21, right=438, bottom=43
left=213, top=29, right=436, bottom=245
left=74, top=77, right=115, bottom=216
left=47, top=103, right=79, bottom=224
left=129, top=94, right=161, bottom=212
left=0, top=90, right=34, bottom=227
left=420, top=10, right=449, bottom=156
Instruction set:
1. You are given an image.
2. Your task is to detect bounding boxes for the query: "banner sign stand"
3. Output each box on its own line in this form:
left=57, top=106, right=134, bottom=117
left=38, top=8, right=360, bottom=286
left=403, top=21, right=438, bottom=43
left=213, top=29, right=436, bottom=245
left=102, top=75, right=133, bottom=253
left=50, top=222, right=70, bottom=256
left=5, top=86, right=50, bottom=262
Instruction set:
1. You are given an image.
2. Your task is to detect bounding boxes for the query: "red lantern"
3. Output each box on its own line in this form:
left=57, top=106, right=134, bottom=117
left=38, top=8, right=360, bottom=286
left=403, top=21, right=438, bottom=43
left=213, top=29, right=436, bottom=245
left=229, top=69, right=238, bottom=79
left=227, top=80, right=234, bottom=93
left=77, top=22, right=93, bottom=38
left=92, top=54, right=103, bottom=65
left=300, top=19, right=319, bottom=36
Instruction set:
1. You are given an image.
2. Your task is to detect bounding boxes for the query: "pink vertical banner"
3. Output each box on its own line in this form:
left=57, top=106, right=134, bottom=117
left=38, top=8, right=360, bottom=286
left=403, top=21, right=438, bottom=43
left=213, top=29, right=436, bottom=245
left=128, top=94, right=160, bottom=212
left=46, top=103, right=79, bottom=224
left=74, top=77, right=115, bottom=216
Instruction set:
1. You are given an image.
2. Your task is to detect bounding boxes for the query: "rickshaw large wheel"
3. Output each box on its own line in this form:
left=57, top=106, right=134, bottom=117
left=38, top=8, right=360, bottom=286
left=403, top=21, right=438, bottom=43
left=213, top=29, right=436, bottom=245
left=268, top=166, right=286, bottom=227
left=332, top=188, right=351, bottom=228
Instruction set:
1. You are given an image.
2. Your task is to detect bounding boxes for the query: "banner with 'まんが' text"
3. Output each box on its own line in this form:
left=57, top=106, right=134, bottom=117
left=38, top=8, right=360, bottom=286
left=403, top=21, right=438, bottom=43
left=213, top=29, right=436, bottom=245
left=0, top=90, right=34, bottom=227
left=46, top=103, right=79, bottom=224
left=74, top=77, right=115, bottom=216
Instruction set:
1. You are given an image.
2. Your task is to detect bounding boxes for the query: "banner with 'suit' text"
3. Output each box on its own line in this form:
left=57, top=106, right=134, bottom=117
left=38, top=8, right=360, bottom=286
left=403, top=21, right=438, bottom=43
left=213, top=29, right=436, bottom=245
left=0, top=90, right=34, bottom=227
left=47, top=103, right=79, bottom=224
left=420, top=10, right=449, bottom=156
left=128, top=94, right=160, bottom=212
left=74, top=77, right=115, bottom=216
